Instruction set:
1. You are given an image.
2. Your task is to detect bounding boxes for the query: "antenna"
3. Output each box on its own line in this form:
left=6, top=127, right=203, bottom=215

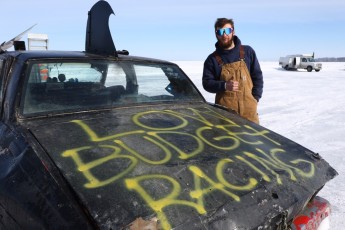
left=0, top=24, right=37, bottom=52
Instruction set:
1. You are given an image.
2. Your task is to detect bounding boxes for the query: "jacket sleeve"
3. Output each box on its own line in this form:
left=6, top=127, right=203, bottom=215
left=202, top=56, right=226, bottom=93
left=247, top=47, right=264, bottom=101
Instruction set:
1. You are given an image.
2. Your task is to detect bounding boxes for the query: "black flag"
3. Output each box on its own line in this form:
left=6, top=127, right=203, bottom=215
left=85, top=0, right=117, bottom=56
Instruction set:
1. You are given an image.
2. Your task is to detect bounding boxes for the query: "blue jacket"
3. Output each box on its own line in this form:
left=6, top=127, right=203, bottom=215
left=202, top=36, right=263, bottom=101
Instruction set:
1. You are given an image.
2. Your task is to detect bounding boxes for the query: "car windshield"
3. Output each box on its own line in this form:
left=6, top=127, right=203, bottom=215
left=21, top=60, right=202, bottom=116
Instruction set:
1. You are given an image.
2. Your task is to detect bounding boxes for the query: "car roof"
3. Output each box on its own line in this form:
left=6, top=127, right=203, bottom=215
left=1, top=50, right=175, bottom=65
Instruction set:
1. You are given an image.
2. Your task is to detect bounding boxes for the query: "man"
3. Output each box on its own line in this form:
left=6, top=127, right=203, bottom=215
left=202, top=18, right=263, bottom=124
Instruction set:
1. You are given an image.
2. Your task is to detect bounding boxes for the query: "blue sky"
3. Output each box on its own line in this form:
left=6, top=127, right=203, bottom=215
left=1, top=0, right=344, bottom=61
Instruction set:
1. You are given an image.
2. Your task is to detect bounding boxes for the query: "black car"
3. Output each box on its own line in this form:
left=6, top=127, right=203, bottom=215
left=0, top=1, right=337, bottom=229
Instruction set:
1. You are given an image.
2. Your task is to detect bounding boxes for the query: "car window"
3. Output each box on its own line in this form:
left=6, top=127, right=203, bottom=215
left=21, top=60, right=202, bottom=116
left=135, top=64, right=190, bottom=99
left=135, top=65, right=170, bottom=96
left=104, top=63, right=127, bottom=87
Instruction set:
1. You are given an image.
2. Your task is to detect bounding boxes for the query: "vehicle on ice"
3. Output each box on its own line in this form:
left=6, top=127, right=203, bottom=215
left=279, top=54, right=322, bottom=72
left=0, top=1, right=337, bottom=229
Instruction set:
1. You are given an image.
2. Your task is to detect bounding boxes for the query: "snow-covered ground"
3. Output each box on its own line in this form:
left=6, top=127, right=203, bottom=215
left=175, top=61, right=345, bottom=229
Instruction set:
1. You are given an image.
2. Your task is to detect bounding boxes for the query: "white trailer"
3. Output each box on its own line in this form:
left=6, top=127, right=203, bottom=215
left=279, top=53, right=322, bottom=72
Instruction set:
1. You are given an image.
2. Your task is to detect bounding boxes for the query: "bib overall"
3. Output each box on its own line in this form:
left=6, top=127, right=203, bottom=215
left=214, top=46, right=259, bottom=124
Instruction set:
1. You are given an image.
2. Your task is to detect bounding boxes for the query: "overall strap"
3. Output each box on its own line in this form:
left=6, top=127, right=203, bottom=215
left=212, top=51, right=224, bottom=66
left=240, top=45, right=245, bottom=61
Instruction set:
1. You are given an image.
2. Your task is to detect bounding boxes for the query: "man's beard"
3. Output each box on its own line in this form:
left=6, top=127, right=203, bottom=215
left=218, top=36, right=234, bottom=49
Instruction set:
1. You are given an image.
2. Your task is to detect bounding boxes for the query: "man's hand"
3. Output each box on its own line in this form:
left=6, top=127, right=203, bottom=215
left=225, top=80, right=239, bottom=91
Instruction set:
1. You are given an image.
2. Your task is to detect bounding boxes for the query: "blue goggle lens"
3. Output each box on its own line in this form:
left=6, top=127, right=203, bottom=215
left=216, top=28, right=232, bottom=36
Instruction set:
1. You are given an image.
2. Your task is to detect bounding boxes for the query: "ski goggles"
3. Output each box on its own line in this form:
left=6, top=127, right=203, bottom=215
left=216, top=27, right=233, bottom=36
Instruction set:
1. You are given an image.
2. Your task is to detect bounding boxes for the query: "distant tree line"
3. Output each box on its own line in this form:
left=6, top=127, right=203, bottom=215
left=315, top=57, right=345, bottom=62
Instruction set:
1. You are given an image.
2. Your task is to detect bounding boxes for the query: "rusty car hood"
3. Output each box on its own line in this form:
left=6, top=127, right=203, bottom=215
left=24, top=103, right=337, bottom=229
